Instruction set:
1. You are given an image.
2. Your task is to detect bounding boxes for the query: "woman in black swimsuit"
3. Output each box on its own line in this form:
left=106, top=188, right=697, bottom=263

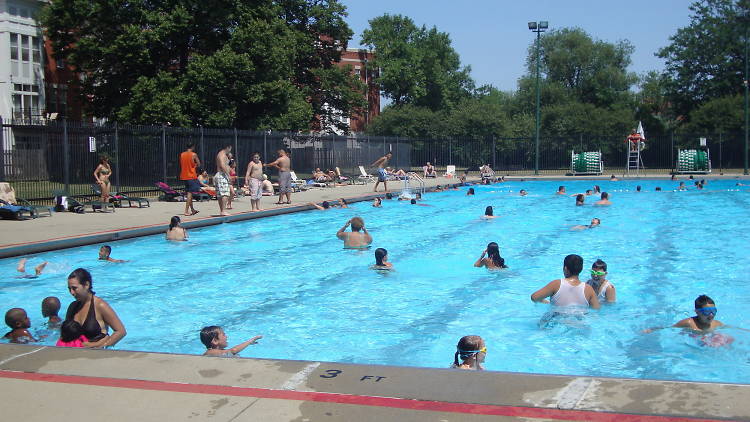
left=65, top=268, right=126, bottom=348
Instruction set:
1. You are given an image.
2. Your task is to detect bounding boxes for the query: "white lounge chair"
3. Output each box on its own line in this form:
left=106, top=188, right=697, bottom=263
left=445, top=165, right=456, bottom=178
left=289, top=171, right=310, bottom=191
left=358, top=166, right=377, bottom=183
left=336, top=167, right=363, bottom=185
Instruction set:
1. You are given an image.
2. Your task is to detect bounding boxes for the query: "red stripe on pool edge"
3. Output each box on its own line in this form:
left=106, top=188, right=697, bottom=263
left=0, top=370, right=731, bottom=422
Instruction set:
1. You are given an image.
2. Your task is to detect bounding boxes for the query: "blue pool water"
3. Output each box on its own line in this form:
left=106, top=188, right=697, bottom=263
left=2, top=179, right=750, bottom=383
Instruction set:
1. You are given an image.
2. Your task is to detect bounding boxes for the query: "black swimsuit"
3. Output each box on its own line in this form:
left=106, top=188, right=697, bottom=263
left=65, top=297, right=106, bottom=342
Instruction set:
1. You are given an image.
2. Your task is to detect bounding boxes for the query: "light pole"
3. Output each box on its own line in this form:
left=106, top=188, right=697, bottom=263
left=528, top=21, right=548, bottom=175
left=744, top=17, right=748, bottom=175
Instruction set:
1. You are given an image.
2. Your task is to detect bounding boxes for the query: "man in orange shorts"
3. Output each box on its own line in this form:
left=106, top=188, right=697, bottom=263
left=626, top=129, right=642, bottom=152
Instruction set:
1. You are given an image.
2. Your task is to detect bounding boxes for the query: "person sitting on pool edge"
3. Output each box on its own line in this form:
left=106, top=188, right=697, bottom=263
left=98, top=245, right=126, bottom=263
left=594, top=192, right=612, bottom=206
left=585, top=259, right=615, bottom=303
left=371, top=248, right=393, bottom=270
left=530, top=254, right=600, bottom=309
left=336, top=217, right=372, bottom=249
left=474, top=242, right=507, bottom=269
left=200, top=326, right=262, bottom=357
left=452, top=335, right=486, bottom=370
left=571, top=218, right=600, bottom=231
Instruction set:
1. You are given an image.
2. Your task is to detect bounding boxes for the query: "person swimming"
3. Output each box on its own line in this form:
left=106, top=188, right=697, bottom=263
left=474, top=242, right=507, bottom=269
left=467, top=188, right=475, bottom=196
left=336, top=217, right=372, bottom=249
left=482, top=206, right=496, bottom=219
left=371, top=248, right=393, bottom=270
left=451, top=335, right=486, bottom=370
left=15, top=258, right=47, bottom=279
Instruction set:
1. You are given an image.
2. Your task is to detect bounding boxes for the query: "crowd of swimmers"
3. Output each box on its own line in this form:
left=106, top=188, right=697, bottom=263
left=4, top=175, right=745, bottom=371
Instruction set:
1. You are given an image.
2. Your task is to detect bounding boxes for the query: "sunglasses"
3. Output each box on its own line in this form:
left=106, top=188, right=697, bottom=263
left=696, top=307, right=717, bottom=316
left=590, top=269, right=606, bottom=276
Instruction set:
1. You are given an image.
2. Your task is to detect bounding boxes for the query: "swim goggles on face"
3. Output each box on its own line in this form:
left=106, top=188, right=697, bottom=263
left=458, top=347, right=487, bottom=357
left=696, top=307, right=717, bottom=316
left=590, top=269, right=606, bottom=276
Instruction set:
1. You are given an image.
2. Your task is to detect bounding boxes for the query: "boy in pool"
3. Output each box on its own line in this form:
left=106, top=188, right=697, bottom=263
left=200, top=326, right=262, bottom=357
left=4, top=308, right=37, bottom=343
left=98, top=245, right=126, bottom=263
left=42, top=296, right=62, bottom=326
left=674, top=295, right=723, bottom=332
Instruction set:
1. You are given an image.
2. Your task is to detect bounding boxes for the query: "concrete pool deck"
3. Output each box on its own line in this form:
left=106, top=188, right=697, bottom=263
left=2, top=173, right=750, bottom=421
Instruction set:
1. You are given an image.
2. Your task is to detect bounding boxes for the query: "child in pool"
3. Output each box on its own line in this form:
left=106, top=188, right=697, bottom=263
left=200, top=326, right=262, bottom=357
left=371, top=248, right=393, bottom=270
left=4, top=308, right=37, bottom=343
left=452, top=335, right=486, bottom=370
left=42, top=296, right=62, bottom=327
left=56, top=319, right=89, bottom=348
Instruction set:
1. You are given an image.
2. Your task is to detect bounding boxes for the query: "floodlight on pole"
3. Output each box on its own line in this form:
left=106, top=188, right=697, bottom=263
left=529, top=20, right=548, bottom=175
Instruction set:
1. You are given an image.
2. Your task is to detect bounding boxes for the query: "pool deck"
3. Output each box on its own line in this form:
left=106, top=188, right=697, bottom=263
left=2, top=173, right=750, bottom=421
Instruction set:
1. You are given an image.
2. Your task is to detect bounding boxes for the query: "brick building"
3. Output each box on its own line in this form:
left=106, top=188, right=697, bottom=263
left=335, top=48, right=379, bottom=133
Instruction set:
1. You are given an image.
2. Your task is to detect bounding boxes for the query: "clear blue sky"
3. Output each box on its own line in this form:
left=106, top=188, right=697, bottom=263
left=342, top=0, right=694, bottom=91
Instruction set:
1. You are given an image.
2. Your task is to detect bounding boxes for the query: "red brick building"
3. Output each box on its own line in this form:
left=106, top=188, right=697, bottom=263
left=336, top=48, right=379, bottom=133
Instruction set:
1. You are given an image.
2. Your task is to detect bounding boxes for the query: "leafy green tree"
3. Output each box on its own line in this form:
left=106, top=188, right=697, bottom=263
left=42, top=0, right=362, bottom=131
left=657, top=0, right=750, bottom=119
left=361, top=14, right=473, bottom=111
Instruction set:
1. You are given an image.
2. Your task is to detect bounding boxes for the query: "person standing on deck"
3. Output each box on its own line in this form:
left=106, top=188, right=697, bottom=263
left=244, top=152, right=264, bottom=211
left=179, top=143, right=201, bottom=216
left=371, top=152, right=392, bottom=192
left=265, top=149, right=292, bottom=204
left=214, top=145, right=232, bottom=216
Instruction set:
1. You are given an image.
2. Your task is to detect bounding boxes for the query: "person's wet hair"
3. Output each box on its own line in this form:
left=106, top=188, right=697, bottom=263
left=563, top=254, right=584, bottom=276
left=197, top=167, right=205, bottom=175
left=486, top=242, right=506, bottom=268
left=322, top=201, right=330, bottom=209
left=385, top=193, right=393, bottom=199
left=186, top=142, right=195, bottom=149
left=655, top=187, right=662, bottom=191
left=601, top=192, right=609, bottom=199
left=454, top=335, right=485, bottom=367
left=592, top=259, right=607, bottom=272
left=485, top=206, right=493, bottom=216
left=340, top=198, right=347, bottom=205
left=60, top=319, right=84, bottom=343
left=558, top=186, right=565, bottom=192
left=68, top=268, right=94, bottom=295
left=467, top=188, right=475, bottom=195
left=350, top=217, right=364, bottom=231
left=636, top=186, right=641, bottom=192
left=410, top=199, right=417, bottom=204
left=200, top=326, right=222, bottom=349
left=169, top=216, right=181, bottom=230
left=4, top=308, right=26, bottom=328
left=585, top=190, right=592, bottom=195
left=695, top=295, right=714, bottom=309
left=42, top=297, right=61, bottom=317
left=375, top=248, right=388, bottom=266
left=594, top=185, right=601, bottom=193
left=576, top=194, right=585, bottom=204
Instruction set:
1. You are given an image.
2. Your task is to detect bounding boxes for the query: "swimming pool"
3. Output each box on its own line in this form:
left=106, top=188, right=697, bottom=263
left=2, top=179, right=749, bottom=383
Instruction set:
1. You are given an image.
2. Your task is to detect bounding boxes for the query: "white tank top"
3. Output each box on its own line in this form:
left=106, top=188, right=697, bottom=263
left=551, top=278, right=589, bottom=307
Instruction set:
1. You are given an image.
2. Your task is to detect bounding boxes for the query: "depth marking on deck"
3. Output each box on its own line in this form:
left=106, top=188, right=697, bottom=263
left=0, top=370, right=737, bottom=422
left=0, top=347, right=46, bottom=366
left=279, top=362, right=320, bottom=390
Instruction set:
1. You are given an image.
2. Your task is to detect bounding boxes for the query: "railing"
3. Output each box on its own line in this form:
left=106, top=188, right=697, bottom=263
left=405, top=172, right=425, bottom=195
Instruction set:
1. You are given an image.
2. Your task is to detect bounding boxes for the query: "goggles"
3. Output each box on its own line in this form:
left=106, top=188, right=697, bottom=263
left=458, top=347, right=487, bottom=358
left=590, top=269, right=606, bottom=276
left=696, top=307, right=717, bottom=316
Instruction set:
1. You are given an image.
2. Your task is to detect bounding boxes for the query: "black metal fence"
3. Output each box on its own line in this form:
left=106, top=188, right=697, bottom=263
left=0, top=119, right=746, bottom=202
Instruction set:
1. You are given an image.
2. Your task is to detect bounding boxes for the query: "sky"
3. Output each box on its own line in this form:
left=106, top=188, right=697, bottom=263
left=342, top=0, right=694, bottom=92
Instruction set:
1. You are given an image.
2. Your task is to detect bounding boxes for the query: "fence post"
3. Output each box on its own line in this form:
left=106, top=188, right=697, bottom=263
left=263, top=131, right=267, bottom=162
left=63, top=119, right=70, bottom=193
left=199, top=126, right=205, bottom=167
left=0, top=117, right=4, bottom=182
left=114, top=122, right=119, bottom=193
left=449, top=138, right=452, bottom=165
left=670, top=131, right=674, bottom=173
left=330, top=132, right=335, bottom=170
left=233, top=128, right=238, bottom=178
left=161, top=125, right=167, bottom=183
left=492, top=136, right=496, bottom=169
left=719, top=132, right=723, bottom=174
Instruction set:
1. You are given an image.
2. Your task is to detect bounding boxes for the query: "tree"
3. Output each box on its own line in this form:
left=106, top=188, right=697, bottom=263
left=41, top=0, right=363, bottom=131
left=361, top=14, right=473, bottom=111
left=657, top=0, right=750, bottom=118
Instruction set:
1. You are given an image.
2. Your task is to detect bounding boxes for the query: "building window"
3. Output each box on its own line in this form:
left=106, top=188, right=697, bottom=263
left=12, top=84, right=41, bottom=120
left=46, top=83, right=67, bottom=116
left=9, top=33, right=41, bottom=79
left=9, top=6, right=17, bottom=15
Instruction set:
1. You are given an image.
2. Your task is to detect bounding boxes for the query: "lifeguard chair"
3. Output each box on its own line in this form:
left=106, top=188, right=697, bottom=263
left=676, top=138, right=711, bottom=174
left=570, top=151, right=603, bottom=175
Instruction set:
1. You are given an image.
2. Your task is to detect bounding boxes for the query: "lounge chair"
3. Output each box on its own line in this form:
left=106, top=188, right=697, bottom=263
left=358, top=166, right=377, bottom=183
left=91, top=184, right=150, bottom=208
left=0, top=182, right=53, bottom=218
left=0, top=201, right=34, bottom=220
left=445, top=165, right=456, bottom=178
left=336, top=167, right=362, bottom=185
left=289, top=172, right=311, bottom=191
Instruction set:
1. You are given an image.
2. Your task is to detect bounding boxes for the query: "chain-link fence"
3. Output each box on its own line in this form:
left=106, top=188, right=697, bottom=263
left=0, top=119, right=746, bottom=203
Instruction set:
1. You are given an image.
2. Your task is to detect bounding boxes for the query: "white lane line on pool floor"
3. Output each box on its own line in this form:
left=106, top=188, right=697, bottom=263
left=556, top=377, right=593, bottom=410
left=0, top=346, right=46, bottom=366
left=280, top=362, right=321, bottom=390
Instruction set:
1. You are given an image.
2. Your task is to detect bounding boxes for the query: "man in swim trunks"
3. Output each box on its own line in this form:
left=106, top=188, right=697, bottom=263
left=530, top=254, right=600, bottom=309
left=371, top=152, right=392, bottom=192
left=179, top=142, right=201, bottom=216
left=243, top=152, right=264, bottom=211
left=336, top=217, right=372, bottom=248
left=594, top=192, right=612, bottom=206
left=214, top=145, right=233, bottom=216
left=626, top=129, right=643, bottom=152
left=265, top=149, right=292, bottom=204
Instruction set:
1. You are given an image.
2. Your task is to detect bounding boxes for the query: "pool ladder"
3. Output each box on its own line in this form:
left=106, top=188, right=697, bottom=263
left=404, top=172, right=425, bottom=195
